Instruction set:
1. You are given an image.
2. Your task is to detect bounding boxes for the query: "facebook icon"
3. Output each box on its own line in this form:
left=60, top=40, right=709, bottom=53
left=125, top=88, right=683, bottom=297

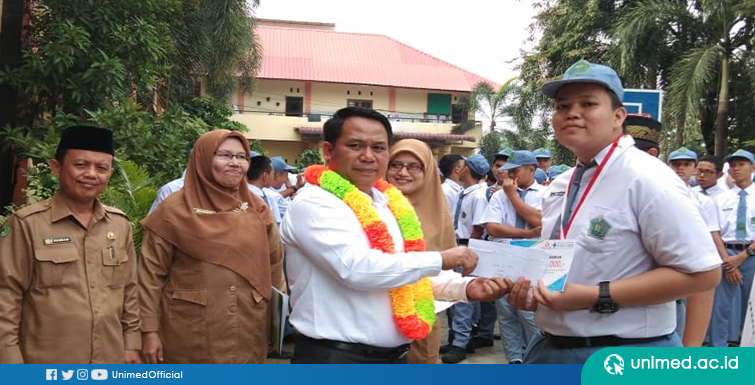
left=46, top=369, right=57, bottom=380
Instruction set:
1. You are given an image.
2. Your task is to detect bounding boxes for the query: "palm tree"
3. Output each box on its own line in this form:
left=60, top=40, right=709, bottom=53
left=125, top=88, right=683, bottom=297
left=613, top=0, right=755, bottom=156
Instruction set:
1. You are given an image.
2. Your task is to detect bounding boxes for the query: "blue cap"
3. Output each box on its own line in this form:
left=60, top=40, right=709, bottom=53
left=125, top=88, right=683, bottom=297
left=250, top=151, right=261, bottom=158
left=541, top=60, right=624, bottom=100
left=534, top=168, right=547, bottom=184
left=465, top=154, right=490, bottom=176
left=724, top=149, right=755, bottom=165
left=500, top=150, right=537, bottom=171
left=547, top=164, right=571, bottom=180
left=271, top=156, right=296, bottom=173
left=668, top=147, right=698, bottom=162
left=533, top=147, right=551, bottom=159
left=496, top=147, right=514, bottom=159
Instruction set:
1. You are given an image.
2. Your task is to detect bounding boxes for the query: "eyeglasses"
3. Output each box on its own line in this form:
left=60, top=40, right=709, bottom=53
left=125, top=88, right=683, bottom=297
left=697, top=169, right=717, bottom=176
left=389, top=161, right=424, bottom=174
left=214, top=151, right=249, bottom=163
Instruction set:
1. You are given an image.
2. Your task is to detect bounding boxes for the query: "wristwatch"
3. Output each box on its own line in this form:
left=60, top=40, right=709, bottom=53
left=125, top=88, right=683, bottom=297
left=747, top=246, right=755, bottom=257
left=593, top=281, right=619, bottom=314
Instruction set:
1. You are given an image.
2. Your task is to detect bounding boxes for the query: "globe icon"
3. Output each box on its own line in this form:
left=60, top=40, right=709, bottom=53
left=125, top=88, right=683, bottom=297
left=604, top=354, right=625, bottom=375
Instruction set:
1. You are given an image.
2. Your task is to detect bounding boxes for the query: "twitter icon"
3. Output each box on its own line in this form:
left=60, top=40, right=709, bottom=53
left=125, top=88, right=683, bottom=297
left=62, top=370, right=74, bottom=380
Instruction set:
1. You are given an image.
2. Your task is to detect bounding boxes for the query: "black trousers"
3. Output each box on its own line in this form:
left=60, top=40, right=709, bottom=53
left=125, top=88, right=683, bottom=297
left=292, top=335, right=409, bottom=364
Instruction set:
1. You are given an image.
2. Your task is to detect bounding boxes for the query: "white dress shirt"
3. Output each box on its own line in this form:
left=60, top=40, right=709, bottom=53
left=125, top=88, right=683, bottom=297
left=442, top=179, right=463, bottom=218
left=280, top=184, right=472, bottom=347
left=248, top=184, right=283, bottom=225
left=148, top=177, right=184, bottom=214
left=537, top=135, right=721, bottom=338
left=686, top=187, right=720, bottom=233
left=694, top=183, right=726, bottom=201
left=454, top=182, right=488, bottom=239
left=479, top=182, right=545, bottom=242
left=717, top=183, right=755, bottom=243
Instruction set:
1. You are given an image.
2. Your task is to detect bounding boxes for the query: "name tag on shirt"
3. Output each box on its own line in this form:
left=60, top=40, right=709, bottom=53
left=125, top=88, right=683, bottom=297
left=550, top=191, right=566, bottom=197
left=43, top=236, right=72, bottom=245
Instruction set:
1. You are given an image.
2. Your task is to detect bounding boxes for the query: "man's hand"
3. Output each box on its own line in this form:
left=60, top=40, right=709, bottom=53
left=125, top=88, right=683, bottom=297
left=524, top=226, right=542, bottom=238
left=466, top=277, right=509, bottom=301
left=124, top=350, right=141, bottom=364
left=502, top=177, right=518, bottom=197
left=141, top=332, right=164, bottom=364
left=440, top=247, right=478, bottom=276
left=295, top=174, right=305, bottom=189
left=532, top=280, right=598, bottom=311
left=506, top=277, right=538, bottom=311
left=722, top=254, right=746, bottom=272
left=725, top=268, right=744, bottom=285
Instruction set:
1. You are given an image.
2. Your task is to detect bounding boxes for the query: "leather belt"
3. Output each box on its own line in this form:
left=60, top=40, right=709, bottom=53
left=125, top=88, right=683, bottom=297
left=297, top=334, right=410, bottom=360
left=545, top=332, right=673, bottom=349
left=725, top=243, right=751, bottom=251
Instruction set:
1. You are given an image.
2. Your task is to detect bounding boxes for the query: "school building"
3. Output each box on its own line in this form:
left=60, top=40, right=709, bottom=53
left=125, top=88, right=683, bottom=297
left=228, top=19, right=495, bottom=165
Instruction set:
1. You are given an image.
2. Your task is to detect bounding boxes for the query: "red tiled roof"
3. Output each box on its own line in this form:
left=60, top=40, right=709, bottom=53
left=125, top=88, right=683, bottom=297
left=296, top=127, right=476, bottom=143
left=256, top=26, right=497, bottom=92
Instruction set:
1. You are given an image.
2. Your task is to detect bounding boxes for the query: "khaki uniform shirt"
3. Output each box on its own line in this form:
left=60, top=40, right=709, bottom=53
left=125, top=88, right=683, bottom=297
left=139, top=218, right=284, bottom=364
left=0, top=193, right=140, bottom=364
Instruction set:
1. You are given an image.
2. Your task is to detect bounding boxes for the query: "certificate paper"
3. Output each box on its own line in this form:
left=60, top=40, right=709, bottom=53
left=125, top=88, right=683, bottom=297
left=532, top=240, right=575, bottom=292
left=468, top=239, right=548, bottom=283
left=467, top=239, right=575, bottom=292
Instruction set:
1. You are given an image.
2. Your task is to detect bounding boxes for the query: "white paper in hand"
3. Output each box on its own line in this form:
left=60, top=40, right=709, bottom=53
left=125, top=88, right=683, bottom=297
left=468, top=239, right=548, bottom=282
left=532, top=240, right=575, bottom=292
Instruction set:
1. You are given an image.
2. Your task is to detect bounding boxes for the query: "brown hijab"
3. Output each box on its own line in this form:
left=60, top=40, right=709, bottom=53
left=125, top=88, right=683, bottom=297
left=389, top=139, right=456, bottom=251
left=142, top=130, right=275, bottom=299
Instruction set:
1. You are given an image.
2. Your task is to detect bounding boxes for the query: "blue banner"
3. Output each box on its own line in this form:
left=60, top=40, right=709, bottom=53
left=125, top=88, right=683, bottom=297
left=1, top=364, right=583, bottom=385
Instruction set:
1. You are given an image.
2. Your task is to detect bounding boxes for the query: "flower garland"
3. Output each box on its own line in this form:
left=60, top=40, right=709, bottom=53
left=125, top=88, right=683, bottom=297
left=304, top=165, right=436, bottom=340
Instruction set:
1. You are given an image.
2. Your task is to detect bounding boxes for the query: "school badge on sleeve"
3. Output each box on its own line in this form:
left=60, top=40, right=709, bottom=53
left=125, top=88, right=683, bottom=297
left=588, top=216, right=611, bottom=240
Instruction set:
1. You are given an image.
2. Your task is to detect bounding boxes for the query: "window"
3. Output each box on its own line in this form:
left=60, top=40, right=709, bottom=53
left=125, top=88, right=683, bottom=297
left=347, top=99, right=373, bottom=109
left=285, top=96, right=303, bottom=116
left=427, top=94, right=451, bottom=115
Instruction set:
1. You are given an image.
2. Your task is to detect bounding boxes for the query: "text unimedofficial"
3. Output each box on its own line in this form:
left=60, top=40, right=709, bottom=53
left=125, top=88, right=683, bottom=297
left=112, top=370, right=184, bottom=379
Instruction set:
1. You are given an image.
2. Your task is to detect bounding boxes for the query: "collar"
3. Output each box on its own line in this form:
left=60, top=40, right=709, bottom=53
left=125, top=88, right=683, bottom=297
left=247, top=184, right=264, bottom=196
left=349, top=186, right=389, bottom=209
left=577, top=135, right=634, bottom=167
left=463, top=181, right=486, bottom=194
left=732, top=182, right=755, bottom=195
left=444, top=178, right=463, bottom=191
left=50, top=192, right=107, bottom=223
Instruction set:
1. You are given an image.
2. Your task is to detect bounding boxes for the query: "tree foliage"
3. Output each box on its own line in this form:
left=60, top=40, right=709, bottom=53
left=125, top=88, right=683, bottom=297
left=517, top=0, right=755, bottom=157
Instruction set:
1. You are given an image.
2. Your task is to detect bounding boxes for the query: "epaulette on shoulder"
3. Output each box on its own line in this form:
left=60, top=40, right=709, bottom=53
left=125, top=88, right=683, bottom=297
left=13, top=199, right=53, bottom=219
left=103, top=205, right=129, bottom=219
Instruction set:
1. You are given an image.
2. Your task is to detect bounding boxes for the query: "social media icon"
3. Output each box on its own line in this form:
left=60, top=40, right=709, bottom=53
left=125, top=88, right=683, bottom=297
left=62, top=371, right=74, bottom=380
left=91, top=370, right=108, bottom=380
left=46, top=369, right=57, bottom=380
left=77, top=369, right=88, bottom=380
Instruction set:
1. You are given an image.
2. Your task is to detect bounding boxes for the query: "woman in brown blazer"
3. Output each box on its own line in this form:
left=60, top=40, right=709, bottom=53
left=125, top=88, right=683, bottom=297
left=138, top=130, right=284, bottom=364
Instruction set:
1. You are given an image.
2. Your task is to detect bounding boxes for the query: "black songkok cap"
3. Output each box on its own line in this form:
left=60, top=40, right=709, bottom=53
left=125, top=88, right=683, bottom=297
left=625, top=115, right=662, bottom=146
left=55, top=125, right=114, bottom=159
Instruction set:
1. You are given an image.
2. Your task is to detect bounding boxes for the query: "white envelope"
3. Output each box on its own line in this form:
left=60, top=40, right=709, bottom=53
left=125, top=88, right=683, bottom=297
left=468, top=239, right=548, bottom=282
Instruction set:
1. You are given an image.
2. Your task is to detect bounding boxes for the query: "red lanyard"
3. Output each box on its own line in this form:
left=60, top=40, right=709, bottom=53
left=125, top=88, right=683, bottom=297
left=560, top=136, right=622, bottom=238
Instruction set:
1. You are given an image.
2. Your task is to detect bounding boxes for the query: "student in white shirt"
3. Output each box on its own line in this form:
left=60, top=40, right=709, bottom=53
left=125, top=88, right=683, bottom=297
left=440, top=154, right=465, bottom=218
left=247, top=155, right=284, bottom=225
left=694, top=155, right=727, bottom=200
left=280, top=107, right=508, bottom=364
left=480, top=150, right=545, bottom=363
left=443, top=153, right=491, bottom=364
left=667, top=147, right=729, bottom=347
left=507, top=60, right=721, bottom=364
left=710, top=149, right=755, bottom=347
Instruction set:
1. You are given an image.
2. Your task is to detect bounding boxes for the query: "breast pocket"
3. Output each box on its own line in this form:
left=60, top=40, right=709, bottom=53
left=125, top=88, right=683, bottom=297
left=34, top=247, right=81, bottom=288
left=102, top=247, right=129, bottom=288
left=577, top=205, right=631, bottom=256
left=167, top=289, right=208, bottom=324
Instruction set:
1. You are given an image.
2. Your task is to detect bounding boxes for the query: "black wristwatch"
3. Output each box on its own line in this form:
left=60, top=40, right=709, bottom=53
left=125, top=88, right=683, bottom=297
left=593, top=281, right=619, bottom=314
left=747, top=246, right=755, bottom=257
